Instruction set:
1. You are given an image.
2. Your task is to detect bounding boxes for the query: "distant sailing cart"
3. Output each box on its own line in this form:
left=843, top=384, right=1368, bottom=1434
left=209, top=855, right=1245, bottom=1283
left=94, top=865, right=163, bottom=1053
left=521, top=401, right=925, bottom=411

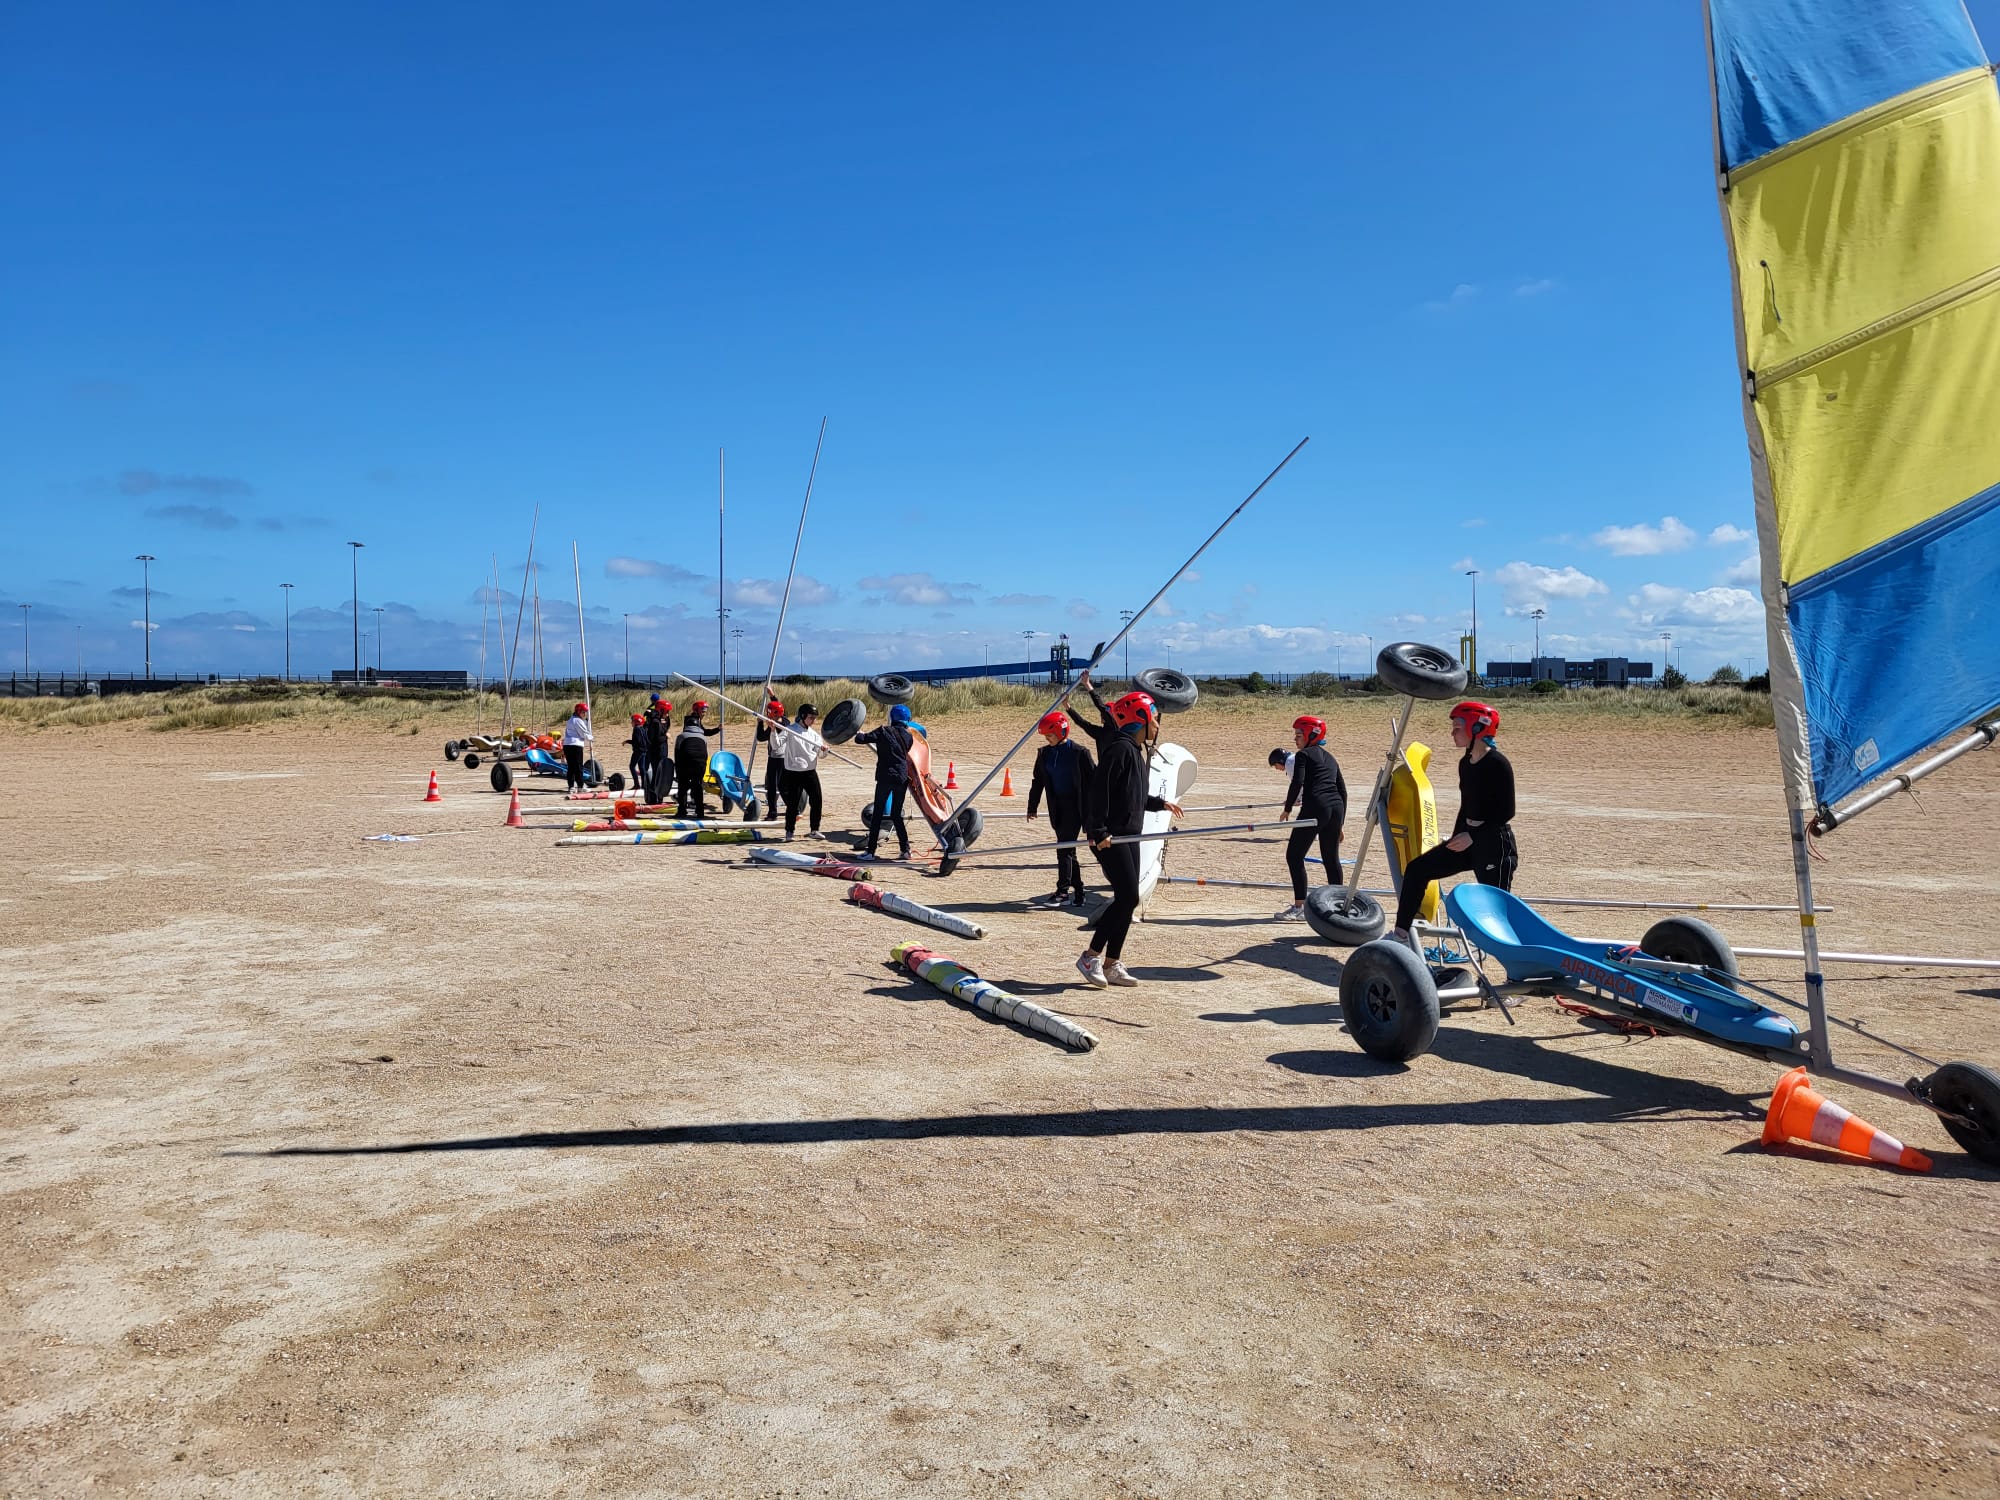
left=1316, top=0, right=2000, bottom=1167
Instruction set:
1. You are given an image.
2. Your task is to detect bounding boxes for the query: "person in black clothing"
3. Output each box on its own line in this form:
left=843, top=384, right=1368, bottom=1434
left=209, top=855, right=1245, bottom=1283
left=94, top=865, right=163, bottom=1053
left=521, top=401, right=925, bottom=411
left=1275, top=714, right=1346, bottom=920
left=626, top=712, right=647, bottom=794
left=755, top=696, right=787, bottom=819
left=1392, top=699, right=1518, bottom=946
left=855, top=703, right=916, bottom=857
left=674, top=701, right=719, bottom=819
left=1071, top=669, right=1181, bottom=989
left=1026, top=709, right=1095, bottom=908
left=642, top=698, right=675, bottom=805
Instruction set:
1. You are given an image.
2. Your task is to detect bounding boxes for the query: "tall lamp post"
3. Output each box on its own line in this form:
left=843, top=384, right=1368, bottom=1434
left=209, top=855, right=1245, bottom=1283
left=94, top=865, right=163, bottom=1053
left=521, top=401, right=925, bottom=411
left=280, top=583, right=294, bottom=680
left=1020, top=629, right=1038, bottom=687
left=1530, top=606, right=1545, bottom=663
left=1659, top=630, right=1672, bottom=685
left=1465, top=568, right=1480, bottom=680
left=17, top=603, right=28, bottom=674
left=1118, top=608, right=1135, bottom=678
left=622, top=613, right=630, bottom=681
left=347, top=541, right=364, bottom=682
left=372, top=605, right=385, bottom=673
left=135, top=554, right=156, bottom=676
left=730, top=625, right=744, bottom=682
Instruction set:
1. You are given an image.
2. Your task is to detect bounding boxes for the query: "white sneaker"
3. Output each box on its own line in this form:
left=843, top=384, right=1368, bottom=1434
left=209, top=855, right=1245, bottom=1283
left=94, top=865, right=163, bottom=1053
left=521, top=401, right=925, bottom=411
left=1275, top=903, right=1305, bottom=921
left=1105, top=961, right=1139, bottom=987
left=1075, top=951, right=1108, bottom=989
left=1032, top=891, right=1069, bottom=908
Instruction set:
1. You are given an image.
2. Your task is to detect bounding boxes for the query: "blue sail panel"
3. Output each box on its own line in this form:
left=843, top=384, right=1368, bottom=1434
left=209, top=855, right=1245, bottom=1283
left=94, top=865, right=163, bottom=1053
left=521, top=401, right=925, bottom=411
left=1789, top=482, right=2000, bottom=806
left=1708, top=0, right=1986, bottom=167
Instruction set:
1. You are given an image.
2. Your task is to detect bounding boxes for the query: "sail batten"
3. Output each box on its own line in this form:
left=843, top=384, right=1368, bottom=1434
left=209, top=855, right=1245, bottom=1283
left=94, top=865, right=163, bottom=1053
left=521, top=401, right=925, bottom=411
left=1708, top=0, right=2000, bottom=818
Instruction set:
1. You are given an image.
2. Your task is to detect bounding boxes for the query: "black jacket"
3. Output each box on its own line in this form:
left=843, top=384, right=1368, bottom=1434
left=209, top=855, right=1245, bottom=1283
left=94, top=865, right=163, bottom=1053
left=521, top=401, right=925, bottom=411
left=1451, top=748, right=1515, bottom=838
left=854, top=723, right=913, bottom=786
left=1028, top=739, right=1094, bottom=815
left=675, top=719, right=717, bottom=762
left=1285, top=743, right=1347, bottom=823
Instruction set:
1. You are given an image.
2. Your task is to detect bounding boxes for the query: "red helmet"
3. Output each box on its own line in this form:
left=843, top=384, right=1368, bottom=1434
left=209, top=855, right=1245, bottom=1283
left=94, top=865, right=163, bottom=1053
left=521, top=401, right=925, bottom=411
left=1451, top=700, right=1500, bottom=738
left=1107, top=691, right=1158, bottom=730
left=1038, top=710, right=1070, bottom=738
left=631, top=712, right=643, bottom=723
left=766, top=698, right=783, bottom=716
left=1293, top=714, right=1327, bottom=746
left=693, top=700, right=709, bottom=714
left=573, top=702, right=589, bottom=715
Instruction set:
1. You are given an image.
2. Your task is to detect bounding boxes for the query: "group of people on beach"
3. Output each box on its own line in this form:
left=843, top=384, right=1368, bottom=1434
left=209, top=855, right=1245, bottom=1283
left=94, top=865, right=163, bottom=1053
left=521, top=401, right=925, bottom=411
left=566, top=677, right=1519, bottom=987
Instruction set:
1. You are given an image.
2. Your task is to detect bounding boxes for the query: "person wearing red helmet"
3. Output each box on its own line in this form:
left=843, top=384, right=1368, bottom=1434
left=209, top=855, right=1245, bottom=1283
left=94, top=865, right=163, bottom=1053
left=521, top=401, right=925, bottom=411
left=1026, top=709, right=1096, bottom=909
left=641, top=695, right=675, bottom=804
left=754, top=697, right=789, bottom=821
left=674, top=700, right=720, bottom=819
left=1275, top=713, right=1348, bottom=920
left=1069, top=669, right=1182, bottom=987
left=1391, top=700, right=1517, bottom=948
left=627, top=711, right=647, bottom=795
left=560, top=701, right=594, bottom=792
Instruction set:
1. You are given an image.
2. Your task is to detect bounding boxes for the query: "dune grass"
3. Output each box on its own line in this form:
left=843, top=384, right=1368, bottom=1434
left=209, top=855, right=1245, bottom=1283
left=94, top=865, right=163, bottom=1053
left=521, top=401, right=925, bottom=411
left=0, top=675, right=1776, bottom=734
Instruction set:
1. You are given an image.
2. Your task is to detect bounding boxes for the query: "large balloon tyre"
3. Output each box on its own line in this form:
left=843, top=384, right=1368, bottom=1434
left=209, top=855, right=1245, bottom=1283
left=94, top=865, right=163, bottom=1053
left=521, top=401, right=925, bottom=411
left=950, top=805, right=984, bottom=847
left=822, top=698, right=867, bottom=745
left=1640, top=915, right=1739, bottom=991
left=489, top=761, right=513, bottom=793
left=868, top=674, right=916, bottom=707
left=1376, top=641, right=1470, bottom=701
left=1303, top=887, right=1388, bottom=946
left=444, top=740, right=461, bottom=762
left=861, top=801, right=879, bottom=833
left=583, top=757, right=603, bottom=787
left=1921, top=1062, right=2000, bottom=1166
left=742, top=795, right=760, bottom=822
left=462, top=752, right=481, bottom=770
left=606, top=772, right=625, bottom=793
left=1339, top=939, right=1442, bottom=1063
left=1133, top=667, right=1199, bottom=714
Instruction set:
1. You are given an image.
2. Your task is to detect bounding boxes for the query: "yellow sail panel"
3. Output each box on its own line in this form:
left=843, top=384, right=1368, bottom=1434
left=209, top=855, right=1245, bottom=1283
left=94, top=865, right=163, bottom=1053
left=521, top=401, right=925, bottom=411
left=1757, top=276, right=2000, bottom=582
left=1727, top=69, right=2000, bottom=377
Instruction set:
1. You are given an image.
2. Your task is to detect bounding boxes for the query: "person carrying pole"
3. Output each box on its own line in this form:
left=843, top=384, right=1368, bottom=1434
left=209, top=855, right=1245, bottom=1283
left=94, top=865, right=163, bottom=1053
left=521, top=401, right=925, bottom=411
left=1071, top=670, right=1181, bottom=988
left=1391, top=700, right=1517, bottom=949
left=674, top=700, right=719, bottom=819
left=772, top=702, right=829, bottom=840
left=561, top=701, right=593, bottom=792
left=1026, top=709, right=1095, bottom=909
left=855, top=704, right=916, bottom=859
left=1275, top=714, right=1346, bottom=921
left=756, top=696, right=788, bottom=820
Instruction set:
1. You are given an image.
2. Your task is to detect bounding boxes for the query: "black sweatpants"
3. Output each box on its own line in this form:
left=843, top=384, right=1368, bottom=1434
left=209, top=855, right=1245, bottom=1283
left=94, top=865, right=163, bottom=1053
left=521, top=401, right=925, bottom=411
left=865, top=780, right=910, bottom=855
left=563, top=744, right=586, bottom=791
left=646, top=750, right=674, bottom=806
left=780, top=767, right=823, bottom=836
left=1286, top=811, right=1342, bottom=902
left=1047, top=795, right=1087, bottom=897
left=1090, top=840, right=1142, bottom=963
left=1395, top=827, right=1517, bottom=931
left=764, top=756, right=782, bottom=820
left=675, top=751, right=709, bottom=818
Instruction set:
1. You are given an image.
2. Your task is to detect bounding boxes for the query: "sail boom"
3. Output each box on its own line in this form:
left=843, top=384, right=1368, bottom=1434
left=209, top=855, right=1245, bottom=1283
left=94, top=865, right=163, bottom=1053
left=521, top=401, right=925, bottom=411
left=1810, top=715, right=2000, bottom=836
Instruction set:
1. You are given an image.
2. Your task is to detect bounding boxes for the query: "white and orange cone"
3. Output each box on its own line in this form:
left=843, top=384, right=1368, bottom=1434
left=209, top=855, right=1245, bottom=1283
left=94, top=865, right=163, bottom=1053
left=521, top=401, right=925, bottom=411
left=423, top=769, right=443, bottom=803
left=1762, top=1066, right=1932, bottom=1171
left=504, top=787, right=525, bottom=827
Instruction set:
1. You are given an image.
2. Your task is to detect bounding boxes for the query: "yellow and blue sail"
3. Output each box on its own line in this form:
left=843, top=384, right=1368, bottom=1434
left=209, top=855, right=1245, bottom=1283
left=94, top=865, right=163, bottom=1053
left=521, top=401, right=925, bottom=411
left=1707, top=0, right=2000, bottom=813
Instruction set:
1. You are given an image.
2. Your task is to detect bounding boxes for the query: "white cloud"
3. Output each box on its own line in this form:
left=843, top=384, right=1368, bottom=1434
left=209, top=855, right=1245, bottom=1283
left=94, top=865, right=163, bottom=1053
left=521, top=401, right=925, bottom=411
left=1514, top=277, right=1557, bottom=298
left=1067, top=599, right=1099, bottom=621
left=1719, top=554, right=1760, bottom=585
left=1493, top=561, right=1609, bottom=613
left=1423, top=283, right=1480, bottom=314
left=726, top=575, right=837, bottom=609
left=1590, top=516, right=1697, bottom=556
left=1449, top=556, right=1479, bottom=573
left=1625, top=583, right=1762, bottom=627
left=1708, top=523, right=1753, bottom=546
left=1460, top=518, right=1487, bottom=529
left=856, top=572, right=976, bottom=608
left=606, top=556, right=702, bottom=583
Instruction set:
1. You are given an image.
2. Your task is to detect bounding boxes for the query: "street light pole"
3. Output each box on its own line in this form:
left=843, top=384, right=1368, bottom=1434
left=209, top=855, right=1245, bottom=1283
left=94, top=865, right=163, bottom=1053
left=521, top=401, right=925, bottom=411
left=135, top=554, right=155, bottom=676
left=1465, top=568, right=1480, bottom=679
left=373, top=605, right=385, bottom=672
left=623, top=614, right=630, bottom=681
left=1530, top=606, right=1544, bottom=662
left=280, top=583, right=293, bottom=680
left=347, top=541, right=364, bottom=682
left=1119, top=609, right=1135, bottom=679
left=1659, top=630, right=1672, bottom=685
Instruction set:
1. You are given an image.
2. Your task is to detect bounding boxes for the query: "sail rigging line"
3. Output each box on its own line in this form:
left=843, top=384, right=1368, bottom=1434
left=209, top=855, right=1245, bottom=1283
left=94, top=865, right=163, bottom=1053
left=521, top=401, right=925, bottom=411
left=502, top=505, right=539, bottom=728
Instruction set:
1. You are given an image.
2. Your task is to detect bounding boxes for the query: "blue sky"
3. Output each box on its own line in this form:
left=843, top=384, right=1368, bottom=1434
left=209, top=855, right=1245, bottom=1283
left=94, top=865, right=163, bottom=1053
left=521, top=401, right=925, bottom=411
left=6, top=1, right=1995, bottom=682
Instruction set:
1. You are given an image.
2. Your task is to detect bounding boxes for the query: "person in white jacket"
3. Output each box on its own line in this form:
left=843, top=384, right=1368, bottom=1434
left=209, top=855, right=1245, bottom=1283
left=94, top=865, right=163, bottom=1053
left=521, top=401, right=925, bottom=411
left=771, top=703, right=829, bottom=840
left=560, top=702, right=593, bottom=791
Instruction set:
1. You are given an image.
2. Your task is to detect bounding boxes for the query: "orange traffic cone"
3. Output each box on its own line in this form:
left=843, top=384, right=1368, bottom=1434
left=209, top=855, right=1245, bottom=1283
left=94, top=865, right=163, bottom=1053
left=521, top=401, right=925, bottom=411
left=614, top=798, right=637, bottom=819
left=1762, top=1066, right=1932, bottom=1171
left=944, top=761, right=958, bottom=789
left=1000, top=767, right=1014, bottom=797
left=504, top=787, right=525, bottom=827
left=423, top=769, right=443, bottom=803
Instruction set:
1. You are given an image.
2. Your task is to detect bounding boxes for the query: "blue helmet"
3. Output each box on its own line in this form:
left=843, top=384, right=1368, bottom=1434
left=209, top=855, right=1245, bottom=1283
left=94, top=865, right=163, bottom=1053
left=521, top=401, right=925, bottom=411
left=889, top=703, right=912, bottom=724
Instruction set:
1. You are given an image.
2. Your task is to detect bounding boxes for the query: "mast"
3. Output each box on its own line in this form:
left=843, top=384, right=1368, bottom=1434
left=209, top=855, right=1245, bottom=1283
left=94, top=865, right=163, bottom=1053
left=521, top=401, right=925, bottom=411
left=717, top=446, right=726, bottom=748
left=746, top=417, right=828, bottom=788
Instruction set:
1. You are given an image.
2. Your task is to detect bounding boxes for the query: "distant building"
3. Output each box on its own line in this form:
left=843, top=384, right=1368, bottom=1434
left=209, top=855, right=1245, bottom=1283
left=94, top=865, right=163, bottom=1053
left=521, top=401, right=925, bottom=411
left=1479, top=657, right=1655, bottom=688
